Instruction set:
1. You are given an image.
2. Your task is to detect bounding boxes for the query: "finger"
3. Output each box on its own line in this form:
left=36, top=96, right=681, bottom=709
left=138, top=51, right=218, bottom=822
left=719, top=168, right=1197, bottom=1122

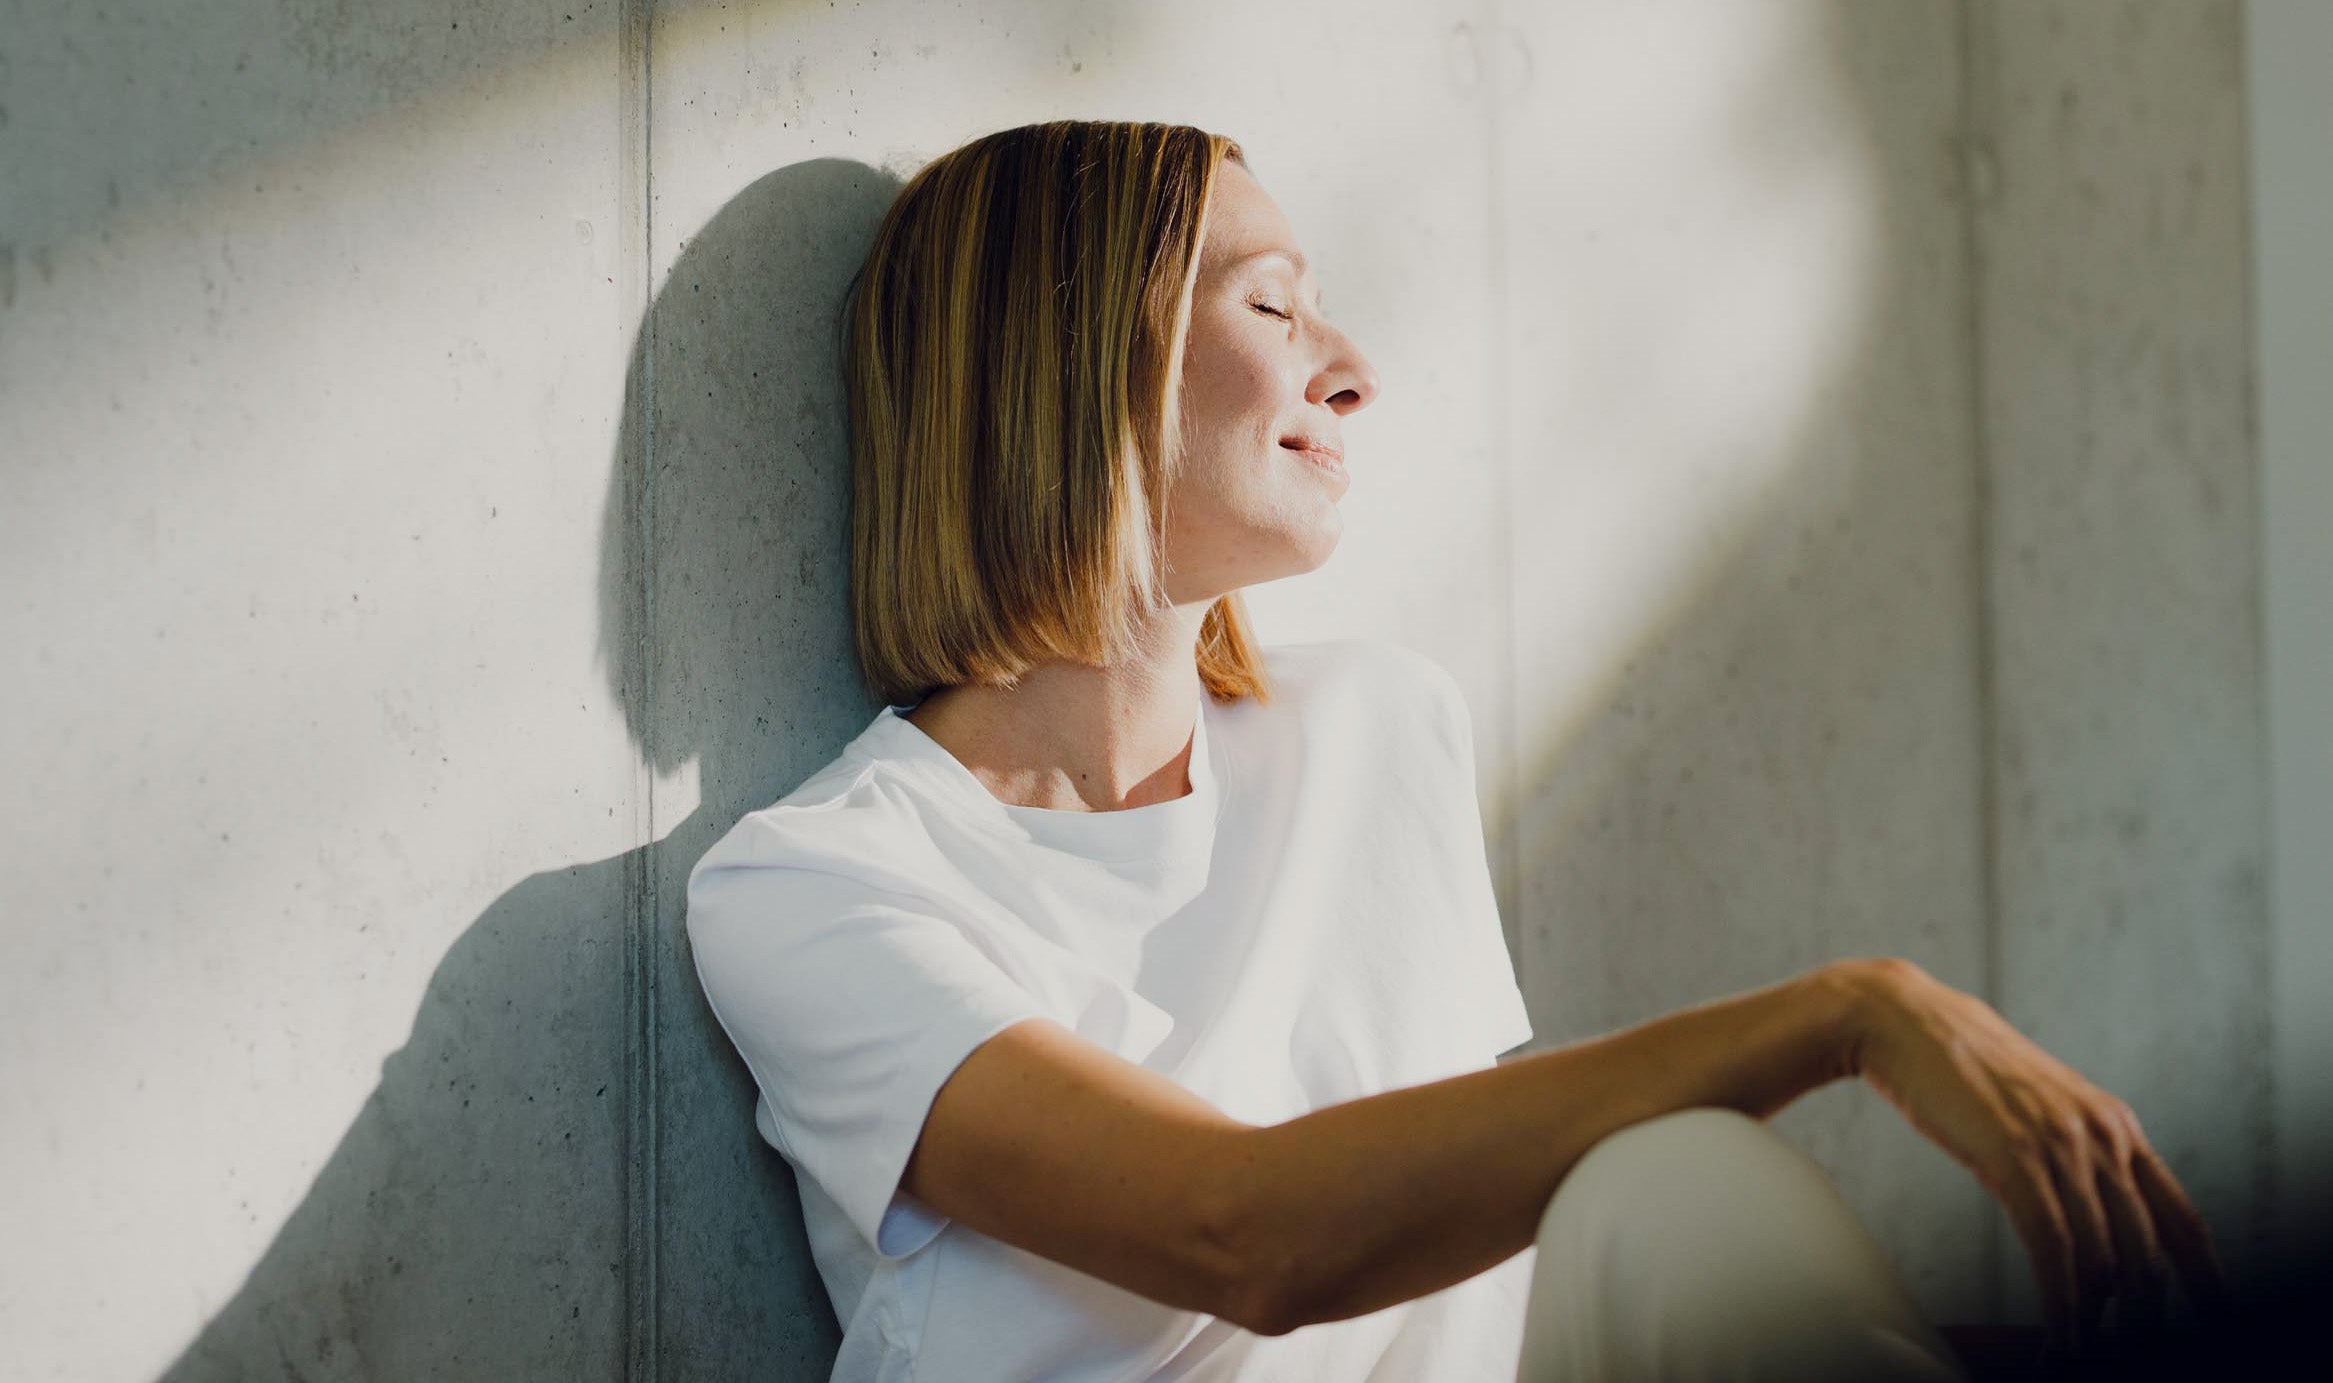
left=2098, top=1165, right=2174, bottom=1334
left=2130, top=1143, right=2235, bottom=1324
left=2092, top=1128, right=2175, bottom=1336
left=2044, top=1126, right=2118, bottom=1354
left=1998, top=1150, right=2081, bottom=1357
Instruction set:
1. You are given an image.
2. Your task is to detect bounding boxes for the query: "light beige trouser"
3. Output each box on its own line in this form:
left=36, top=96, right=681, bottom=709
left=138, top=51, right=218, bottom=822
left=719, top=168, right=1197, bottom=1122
left=1516, top=1107, right=1975, bottom=1382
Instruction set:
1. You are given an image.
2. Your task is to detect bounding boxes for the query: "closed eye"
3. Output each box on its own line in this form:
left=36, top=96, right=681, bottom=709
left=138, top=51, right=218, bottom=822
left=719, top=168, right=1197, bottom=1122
left=1251, top=301, right=1292, bottom=321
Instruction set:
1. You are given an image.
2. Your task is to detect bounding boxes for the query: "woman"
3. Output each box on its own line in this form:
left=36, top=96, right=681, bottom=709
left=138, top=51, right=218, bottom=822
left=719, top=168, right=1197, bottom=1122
left=684, top=120, right=2229, bottom=1380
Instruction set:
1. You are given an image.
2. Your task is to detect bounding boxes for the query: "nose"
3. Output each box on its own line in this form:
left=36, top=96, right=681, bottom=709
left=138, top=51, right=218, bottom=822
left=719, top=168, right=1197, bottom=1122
left=1310, top=325, right=1381, bottom=415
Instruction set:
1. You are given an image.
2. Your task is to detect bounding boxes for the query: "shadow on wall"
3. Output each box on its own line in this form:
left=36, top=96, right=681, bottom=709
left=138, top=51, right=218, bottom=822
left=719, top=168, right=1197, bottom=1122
left=160, top=159, right=904, bottom=1381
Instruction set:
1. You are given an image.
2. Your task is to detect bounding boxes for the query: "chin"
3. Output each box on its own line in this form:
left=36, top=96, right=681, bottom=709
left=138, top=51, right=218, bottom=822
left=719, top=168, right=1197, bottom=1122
left=1290, top=530, right=1341, bottom=574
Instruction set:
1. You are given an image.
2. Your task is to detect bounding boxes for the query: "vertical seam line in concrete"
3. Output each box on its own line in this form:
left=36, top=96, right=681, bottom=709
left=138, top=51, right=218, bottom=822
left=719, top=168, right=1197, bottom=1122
left=1954, top=0, right=2006, bottom=1324
left=2229, top=0, right=2278, bottom=1278
left=620, top=0, right=658, bottom=1377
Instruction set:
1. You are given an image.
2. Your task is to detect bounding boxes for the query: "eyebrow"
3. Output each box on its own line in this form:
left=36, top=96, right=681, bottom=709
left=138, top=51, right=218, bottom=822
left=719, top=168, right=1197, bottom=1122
left=1231, top=248, right=1311, bottom=278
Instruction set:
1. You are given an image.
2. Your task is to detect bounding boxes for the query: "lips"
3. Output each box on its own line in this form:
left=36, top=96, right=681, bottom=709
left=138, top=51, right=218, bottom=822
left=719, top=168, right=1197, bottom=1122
left=1280, top=436, right=1344, bottom=466
left=1280, top=436, right=1348, bottom=485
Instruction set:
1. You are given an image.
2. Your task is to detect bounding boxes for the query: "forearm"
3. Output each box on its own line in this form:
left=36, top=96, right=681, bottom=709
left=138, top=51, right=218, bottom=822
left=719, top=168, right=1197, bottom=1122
left=1223, top=958, right=1888, bottom=1335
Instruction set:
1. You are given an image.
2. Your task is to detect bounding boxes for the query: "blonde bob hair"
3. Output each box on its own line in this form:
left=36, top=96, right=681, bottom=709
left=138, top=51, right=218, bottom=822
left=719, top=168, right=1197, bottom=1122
left=842, top=119, right=1276, bottom=711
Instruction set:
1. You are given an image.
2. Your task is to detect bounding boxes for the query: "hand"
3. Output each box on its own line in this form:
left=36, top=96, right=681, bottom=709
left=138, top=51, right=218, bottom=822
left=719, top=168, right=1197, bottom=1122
left=1837, top=958, right=2234, bottom=1362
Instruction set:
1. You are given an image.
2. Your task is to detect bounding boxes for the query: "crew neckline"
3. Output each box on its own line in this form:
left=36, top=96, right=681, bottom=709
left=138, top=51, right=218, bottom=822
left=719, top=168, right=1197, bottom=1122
left=863, top=693, right=1227, bottom=862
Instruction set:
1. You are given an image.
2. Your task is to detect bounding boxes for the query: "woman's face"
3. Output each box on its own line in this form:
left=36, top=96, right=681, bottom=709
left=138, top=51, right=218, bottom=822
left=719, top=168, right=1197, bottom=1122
left=1163, top=159, right=1380, bottom=603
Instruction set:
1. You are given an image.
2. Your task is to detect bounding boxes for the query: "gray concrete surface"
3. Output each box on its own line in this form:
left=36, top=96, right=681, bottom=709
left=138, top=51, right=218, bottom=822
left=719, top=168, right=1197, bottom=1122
left=1501, top=0, right=1997, bottom=1325
left=1968, top=0, right=2269, bottom=1326
left=2249, top=0, right=2333, bottom=1283
left=0, top=1, right=2286, bottom=1378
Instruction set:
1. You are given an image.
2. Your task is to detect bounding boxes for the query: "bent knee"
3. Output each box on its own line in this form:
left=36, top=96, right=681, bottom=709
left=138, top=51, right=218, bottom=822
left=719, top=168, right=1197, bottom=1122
left=1573, top=1106, right=1781, bottom=1184
left=1602, top=1105, right=1768, bottom=1153
left=1523, top=1109, right=1964, bottom=1381
left=1537, top=1107, right=1801, bottom=1238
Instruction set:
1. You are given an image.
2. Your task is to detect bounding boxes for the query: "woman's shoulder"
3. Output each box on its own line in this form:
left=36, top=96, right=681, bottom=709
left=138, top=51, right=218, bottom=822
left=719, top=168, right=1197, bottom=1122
left=684, top=751, right=950, bottom=912
left=1260, top=636, right=1463, bottom=720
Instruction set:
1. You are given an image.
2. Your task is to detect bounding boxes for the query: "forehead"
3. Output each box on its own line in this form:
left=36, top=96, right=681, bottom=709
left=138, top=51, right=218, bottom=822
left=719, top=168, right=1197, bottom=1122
left=1198, top=161, right=1307, bottom=279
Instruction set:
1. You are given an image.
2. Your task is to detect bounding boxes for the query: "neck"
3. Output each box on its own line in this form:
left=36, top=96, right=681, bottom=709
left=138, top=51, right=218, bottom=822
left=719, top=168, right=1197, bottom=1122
left=903, top=609, right=1211, bottom=813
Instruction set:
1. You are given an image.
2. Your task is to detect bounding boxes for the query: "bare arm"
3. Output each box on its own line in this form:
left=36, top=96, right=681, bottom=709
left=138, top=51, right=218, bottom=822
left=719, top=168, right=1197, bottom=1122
left=906, top=954, right=2225, bottom=1353
left=1221, top=960, right=1876, bottom=1335
left=901, top=961, right=1869, bottom=1335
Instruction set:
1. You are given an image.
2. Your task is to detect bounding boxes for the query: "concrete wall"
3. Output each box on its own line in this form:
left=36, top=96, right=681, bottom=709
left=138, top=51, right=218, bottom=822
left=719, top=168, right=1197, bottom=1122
left=1967, top=0, right=2269, bottom=1321
left=0, top=1, right=2275, bottom=1377
left=2249, top=0, right=2333, bottom=1281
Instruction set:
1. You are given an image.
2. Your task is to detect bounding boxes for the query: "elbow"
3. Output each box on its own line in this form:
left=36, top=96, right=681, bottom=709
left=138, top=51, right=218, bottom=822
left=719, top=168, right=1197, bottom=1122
left=1223, top=1257, right=1300, bottom=1338
left=1201, top=1132, right=1302, bottom=1338
left=1221, top=1271, right=1290, bottom=1338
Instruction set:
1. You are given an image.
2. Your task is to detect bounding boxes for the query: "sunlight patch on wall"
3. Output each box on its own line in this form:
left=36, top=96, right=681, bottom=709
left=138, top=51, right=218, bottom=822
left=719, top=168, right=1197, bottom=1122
left=1496, top=0, right=1883, bottom=832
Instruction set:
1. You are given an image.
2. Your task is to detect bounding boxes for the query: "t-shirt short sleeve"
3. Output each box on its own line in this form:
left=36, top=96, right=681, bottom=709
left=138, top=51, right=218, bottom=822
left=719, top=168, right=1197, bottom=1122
left=1407, top=647, right=1536, bottom=1061
left=685, top=856, right=1055, bottom=1260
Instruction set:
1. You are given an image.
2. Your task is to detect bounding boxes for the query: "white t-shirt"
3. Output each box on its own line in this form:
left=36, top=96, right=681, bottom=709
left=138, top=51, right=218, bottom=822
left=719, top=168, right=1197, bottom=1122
left=684, top=637, right=1538, bottom=1381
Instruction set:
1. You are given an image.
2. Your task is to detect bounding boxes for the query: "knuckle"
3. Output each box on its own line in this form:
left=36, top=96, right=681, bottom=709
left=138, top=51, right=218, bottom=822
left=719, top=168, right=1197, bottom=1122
left=2127, top=1132, right=2165, bottom=1171
left=1870, top=955, right=1927, bottom=984
left=1999, top=1122, right=2042, bottom=1160
left=2092, top=1232, right=2121, bottom=1275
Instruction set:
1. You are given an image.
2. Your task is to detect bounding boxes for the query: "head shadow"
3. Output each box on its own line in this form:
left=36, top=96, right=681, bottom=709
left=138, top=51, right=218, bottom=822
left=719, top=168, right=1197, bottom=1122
left=609, top=155, right=912, bottom=1374
left=157, top=157, right=904, bottom=1380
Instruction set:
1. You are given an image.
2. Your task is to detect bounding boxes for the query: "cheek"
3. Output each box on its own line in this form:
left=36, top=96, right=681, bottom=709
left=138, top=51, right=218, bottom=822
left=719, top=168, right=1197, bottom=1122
left=1183, top=322, right=1287, bottom=424
left=1186, top=375, right=1283, bottom=470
